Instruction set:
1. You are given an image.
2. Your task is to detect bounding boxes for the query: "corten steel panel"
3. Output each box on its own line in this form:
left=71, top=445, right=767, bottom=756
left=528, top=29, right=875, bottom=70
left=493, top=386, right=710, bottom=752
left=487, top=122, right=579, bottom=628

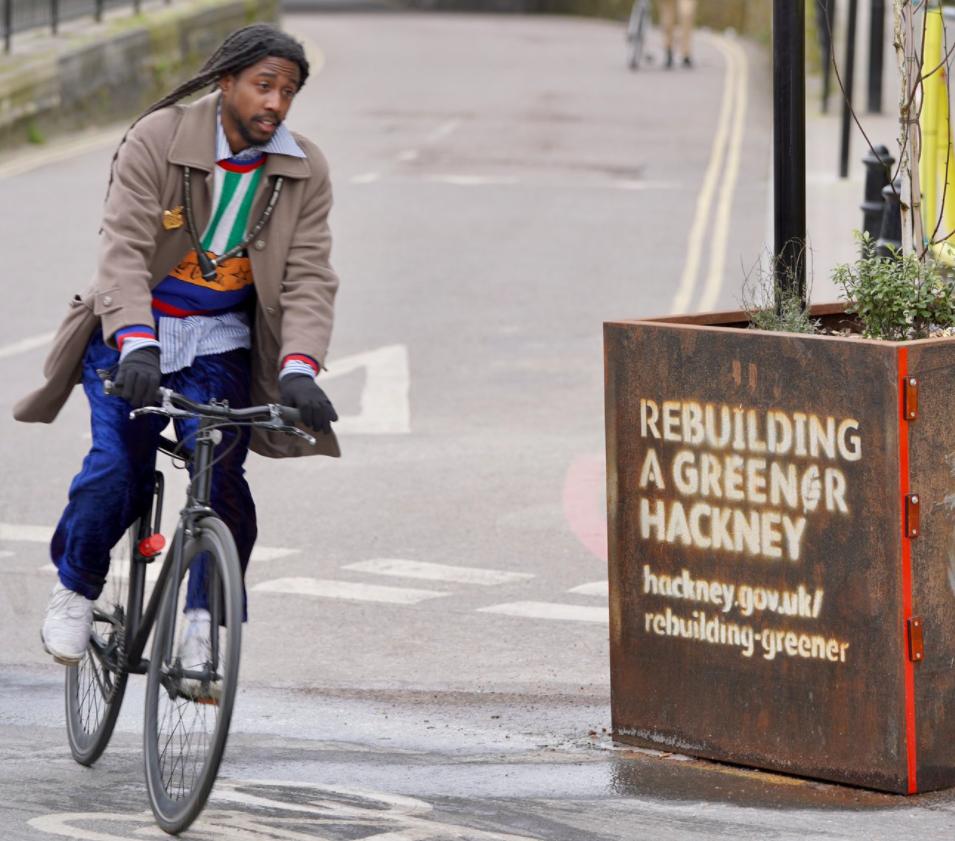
left=905, top=341, right=955, bottom=791
left=605, top=318, right=908, bottom=792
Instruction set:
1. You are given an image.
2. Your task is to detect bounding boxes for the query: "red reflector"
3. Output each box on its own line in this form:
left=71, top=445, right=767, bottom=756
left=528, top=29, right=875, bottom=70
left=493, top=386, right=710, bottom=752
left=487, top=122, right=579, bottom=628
left=138, top=534, right=166, bottom=558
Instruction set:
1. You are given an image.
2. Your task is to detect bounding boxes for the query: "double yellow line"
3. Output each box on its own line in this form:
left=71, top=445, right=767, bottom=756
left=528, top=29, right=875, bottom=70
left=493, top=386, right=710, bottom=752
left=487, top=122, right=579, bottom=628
left=670, top=34, right=749, bottom=314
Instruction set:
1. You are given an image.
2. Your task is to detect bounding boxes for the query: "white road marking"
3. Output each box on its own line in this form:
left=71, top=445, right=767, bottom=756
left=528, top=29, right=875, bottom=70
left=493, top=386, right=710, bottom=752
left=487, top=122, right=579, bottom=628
left=567, top=580, right=608, bottom=597
left=426, top=174, right=520, bottom=187
left=699, top=37, right=749, bottom=311
left=0, top=550, right=13, bottom=559
left=0, top=523, right=53, bottom=543
left=250, top=546, right=298, bottom=563
left=425, top=118, right=463, bottom=144
left=670, top=33, right=745, bottom=314
left=2, top=521, right=293, bottom=564
left=477, top=601, right=608, bottom=624
left=324, top=344, right=411, bottom=435
left=344, top=558, right=534, bottom=586
left=30, top=779, right=540, bottom=839
left=351, top=172, right=382, bottom=184
left=0, top=331, right=55, bottom=360
left=37, top=558, right=164, bottom=584
left=397, top=149, right=420, bottom=162
left=253, top=576, right=448, bottom=605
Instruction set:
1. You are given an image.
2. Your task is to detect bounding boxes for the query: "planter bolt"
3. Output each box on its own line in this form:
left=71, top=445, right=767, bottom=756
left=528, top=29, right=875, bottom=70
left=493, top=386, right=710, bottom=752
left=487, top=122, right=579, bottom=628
left=876, top=178, right=903, bottom=257
left=861, top=145, right=894, bottom=238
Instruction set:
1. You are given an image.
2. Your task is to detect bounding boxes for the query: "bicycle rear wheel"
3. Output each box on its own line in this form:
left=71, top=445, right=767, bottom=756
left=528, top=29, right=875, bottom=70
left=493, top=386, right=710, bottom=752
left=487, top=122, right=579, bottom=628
left=64, top=520, right=141, bottom=766
left=143, top=516, right=242, bottom=835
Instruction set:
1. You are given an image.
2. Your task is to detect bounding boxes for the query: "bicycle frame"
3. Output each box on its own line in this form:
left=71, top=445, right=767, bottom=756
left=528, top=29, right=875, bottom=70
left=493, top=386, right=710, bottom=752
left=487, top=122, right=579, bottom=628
left=102, top=419, right=223, bottom=677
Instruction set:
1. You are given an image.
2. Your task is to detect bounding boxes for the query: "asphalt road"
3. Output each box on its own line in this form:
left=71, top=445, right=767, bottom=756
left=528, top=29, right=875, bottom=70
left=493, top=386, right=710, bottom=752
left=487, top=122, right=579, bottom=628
left=5, top=11, right=949, bottom=841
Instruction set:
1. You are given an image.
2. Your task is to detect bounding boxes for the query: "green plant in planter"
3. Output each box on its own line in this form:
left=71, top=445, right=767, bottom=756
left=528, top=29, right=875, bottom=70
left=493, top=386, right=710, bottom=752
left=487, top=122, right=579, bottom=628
left=832, top=231, right=955, bottom=339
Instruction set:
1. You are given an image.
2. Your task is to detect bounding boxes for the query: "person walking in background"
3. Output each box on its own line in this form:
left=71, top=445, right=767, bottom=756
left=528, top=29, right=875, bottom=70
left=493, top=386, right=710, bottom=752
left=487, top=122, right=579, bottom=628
left=660, top=0, right=696, bottom=68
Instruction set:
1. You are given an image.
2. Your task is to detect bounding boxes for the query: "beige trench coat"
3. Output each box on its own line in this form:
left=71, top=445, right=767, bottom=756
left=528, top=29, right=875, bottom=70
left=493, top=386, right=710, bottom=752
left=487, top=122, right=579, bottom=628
left=13, top=92, right=340, bottom=458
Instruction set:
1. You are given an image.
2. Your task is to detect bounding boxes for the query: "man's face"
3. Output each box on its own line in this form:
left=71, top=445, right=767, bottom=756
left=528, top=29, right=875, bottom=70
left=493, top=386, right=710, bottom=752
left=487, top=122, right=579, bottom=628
left=219, top=56, right=302, bottom=148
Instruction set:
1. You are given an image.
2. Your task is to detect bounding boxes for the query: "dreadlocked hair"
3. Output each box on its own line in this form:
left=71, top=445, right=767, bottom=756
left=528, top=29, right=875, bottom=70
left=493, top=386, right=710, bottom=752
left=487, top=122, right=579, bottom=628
left=104, top=23, right=309, bottom=201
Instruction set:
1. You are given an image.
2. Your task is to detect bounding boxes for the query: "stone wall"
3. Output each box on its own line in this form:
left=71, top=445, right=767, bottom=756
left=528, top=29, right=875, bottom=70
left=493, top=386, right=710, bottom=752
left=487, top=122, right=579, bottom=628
left=0, top=0, right=279, bottom=150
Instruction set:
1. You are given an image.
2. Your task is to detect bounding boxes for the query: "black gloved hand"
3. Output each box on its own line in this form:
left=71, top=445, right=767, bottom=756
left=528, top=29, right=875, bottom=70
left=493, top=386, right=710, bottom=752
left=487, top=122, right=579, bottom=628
left=279, top=374, right=338, bottom=434
left=113, top=346, right=161, bottom=408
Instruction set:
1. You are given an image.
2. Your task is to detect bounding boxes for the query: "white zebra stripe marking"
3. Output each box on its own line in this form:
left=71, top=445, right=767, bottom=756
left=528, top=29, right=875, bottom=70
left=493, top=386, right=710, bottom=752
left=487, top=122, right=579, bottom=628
left=343, top=558, right=534, bottom=586
left=253, top=577, right=448, bottom=605
left=567, top=580, right=608, bottom=597
left=0, top=523, right=294, bottom=564
left=0, top=523, right=53, bottom=542
left=477, top=601, right=608, bottom=624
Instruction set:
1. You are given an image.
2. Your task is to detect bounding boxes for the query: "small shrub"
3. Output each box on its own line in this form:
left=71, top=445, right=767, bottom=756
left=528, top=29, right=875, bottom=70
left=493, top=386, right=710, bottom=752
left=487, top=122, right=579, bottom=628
left=832, top=231, right=955, bottom=339
left=741, top=252, right=819, bottom=334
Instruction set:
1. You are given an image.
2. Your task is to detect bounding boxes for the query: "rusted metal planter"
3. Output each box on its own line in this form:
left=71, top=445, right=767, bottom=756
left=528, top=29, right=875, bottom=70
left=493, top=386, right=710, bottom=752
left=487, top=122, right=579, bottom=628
left=605, top=305, right=955, bottom=794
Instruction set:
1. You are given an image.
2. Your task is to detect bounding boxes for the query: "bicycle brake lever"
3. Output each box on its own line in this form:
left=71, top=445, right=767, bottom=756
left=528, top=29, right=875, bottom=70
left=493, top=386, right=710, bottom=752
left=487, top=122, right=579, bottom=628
left=283, top=425, right=316, bottom=446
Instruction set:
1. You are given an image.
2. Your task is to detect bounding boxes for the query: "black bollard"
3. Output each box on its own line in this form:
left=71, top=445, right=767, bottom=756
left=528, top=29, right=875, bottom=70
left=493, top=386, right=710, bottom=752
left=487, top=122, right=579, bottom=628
left=861, top=145, right=894, bottom=237
left=876, top=178, right=903, bottom=257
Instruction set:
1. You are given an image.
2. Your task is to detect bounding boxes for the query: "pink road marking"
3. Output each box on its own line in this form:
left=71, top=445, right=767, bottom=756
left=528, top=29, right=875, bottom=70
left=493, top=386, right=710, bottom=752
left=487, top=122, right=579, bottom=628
left=562, top=453, right=608, bottom=562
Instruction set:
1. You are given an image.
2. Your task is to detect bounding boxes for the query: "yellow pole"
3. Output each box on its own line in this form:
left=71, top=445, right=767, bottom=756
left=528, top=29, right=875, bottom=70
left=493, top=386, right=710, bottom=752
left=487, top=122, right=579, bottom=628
left=921, top=8, right=943, bottom=238
left=941, top=54, right=955, bottom=242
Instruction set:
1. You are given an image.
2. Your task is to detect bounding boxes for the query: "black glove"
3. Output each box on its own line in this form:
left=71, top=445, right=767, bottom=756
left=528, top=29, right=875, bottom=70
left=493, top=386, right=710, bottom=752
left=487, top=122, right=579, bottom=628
left=113, top=346, right=161, bottom=408
left=279, top=374, right=338, bottom=434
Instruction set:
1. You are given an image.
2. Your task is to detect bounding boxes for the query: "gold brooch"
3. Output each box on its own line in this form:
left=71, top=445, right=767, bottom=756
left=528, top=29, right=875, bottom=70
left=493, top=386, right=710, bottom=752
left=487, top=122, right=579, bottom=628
left=162, top=206, right=184, bottom=230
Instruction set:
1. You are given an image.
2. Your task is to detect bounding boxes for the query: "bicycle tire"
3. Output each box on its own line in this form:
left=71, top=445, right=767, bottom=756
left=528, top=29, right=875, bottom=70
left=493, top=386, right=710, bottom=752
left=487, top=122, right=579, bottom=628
left=64, top=520, right=141, bottom=766
left=143, top=516, right=242, bottom=835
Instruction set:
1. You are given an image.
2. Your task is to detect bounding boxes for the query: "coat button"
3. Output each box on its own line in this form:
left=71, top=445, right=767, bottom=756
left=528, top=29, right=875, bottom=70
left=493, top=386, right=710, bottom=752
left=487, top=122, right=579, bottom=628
left=102, top=295, right=112, bottom=306
left=254, top=240, right=266, bottom=250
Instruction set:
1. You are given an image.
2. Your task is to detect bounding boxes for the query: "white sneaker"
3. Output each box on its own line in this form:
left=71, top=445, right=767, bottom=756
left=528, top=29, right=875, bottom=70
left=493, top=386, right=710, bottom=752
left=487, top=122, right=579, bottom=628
left=177, top=609, right=220, bottom=703
left=41, top=582, right=94, bottom=665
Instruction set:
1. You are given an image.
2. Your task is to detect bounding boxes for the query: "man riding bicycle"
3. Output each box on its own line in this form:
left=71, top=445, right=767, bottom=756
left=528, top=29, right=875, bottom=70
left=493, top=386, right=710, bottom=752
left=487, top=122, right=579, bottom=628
left=13, top=24, right=340, bottom=667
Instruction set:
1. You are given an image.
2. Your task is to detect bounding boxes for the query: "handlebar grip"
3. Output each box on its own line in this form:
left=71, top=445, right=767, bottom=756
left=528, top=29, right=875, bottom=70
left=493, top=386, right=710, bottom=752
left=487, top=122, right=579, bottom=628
left=278, top=405, right=302, bottom=425
left=102, top=378, right=164, bottom=406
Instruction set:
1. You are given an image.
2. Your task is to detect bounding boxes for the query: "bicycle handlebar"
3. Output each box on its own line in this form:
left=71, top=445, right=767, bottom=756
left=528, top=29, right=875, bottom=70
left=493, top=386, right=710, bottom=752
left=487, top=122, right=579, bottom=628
left=101, top=378, right=313, bottom=444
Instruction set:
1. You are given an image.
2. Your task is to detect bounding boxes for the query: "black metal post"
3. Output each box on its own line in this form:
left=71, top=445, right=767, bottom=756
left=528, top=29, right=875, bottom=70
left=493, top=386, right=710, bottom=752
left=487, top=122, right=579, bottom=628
left=840, top=0, right=859, bottom=178
left=133, top=0, right=142, bottom=14
left=95, top=0, right=104, bottom=23
left=3, top=0, right=11, bottom=54
left=51, top=0, right=59, bottom=36
left=867, top=0, right=885, bottom=113
left=876, top=179, right=903, bottom=256
left=817, top=0, right=836, bottom=113
left=774, top=0, right=808, bottom=305
left=861, top=144, right=894, bottom=237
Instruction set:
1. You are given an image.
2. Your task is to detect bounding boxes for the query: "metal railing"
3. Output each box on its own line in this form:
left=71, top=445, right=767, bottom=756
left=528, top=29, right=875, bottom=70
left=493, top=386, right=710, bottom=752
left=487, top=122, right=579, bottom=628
left=2, top=0, right=173, bottom=54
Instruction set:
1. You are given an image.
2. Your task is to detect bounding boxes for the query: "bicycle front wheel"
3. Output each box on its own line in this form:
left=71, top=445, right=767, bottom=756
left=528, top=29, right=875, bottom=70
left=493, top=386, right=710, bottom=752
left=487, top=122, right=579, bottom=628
left=64, top=520, right=140, bottom=766
left=143, top=516, right=242, bottom=835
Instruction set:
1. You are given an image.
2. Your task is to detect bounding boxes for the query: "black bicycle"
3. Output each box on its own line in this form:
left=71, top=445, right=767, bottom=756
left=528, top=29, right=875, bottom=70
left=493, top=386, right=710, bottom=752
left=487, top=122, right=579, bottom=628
left=63, top=381, right=314, bottom=835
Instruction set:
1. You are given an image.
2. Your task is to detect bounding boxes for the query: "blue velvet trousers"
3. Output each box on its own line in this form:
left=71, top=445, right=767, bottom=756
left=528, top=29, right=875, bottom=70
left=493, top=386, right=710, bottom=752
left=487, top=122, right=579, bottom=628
left=51, top=331, right=257, bottom=615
